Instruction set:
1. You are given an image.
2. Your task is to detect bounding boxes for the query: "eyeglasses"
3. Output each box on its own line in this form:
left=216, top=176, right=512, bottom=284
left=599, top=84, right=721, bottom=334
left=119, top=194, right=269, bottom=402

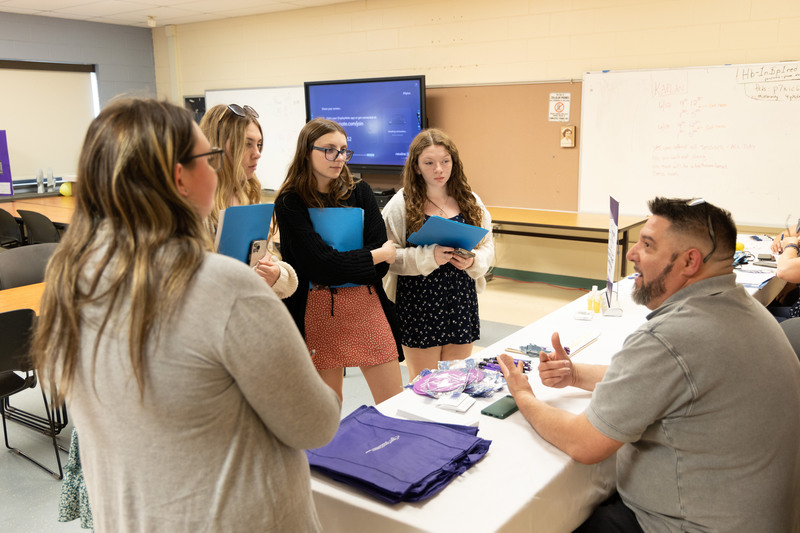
left=686, top=198, right=716, bottom=262
left=312, top=146, right=354, bottom=162
left=227, top=104, right=259, bottom=118
left=182, top=147, right=224, bottom=172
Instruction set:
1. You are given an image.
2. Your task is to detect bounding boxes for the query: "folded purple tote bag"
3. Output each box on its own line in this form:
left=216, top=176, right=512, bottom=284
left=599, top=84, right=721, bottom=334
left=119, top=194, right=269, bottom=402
left=307, top=405, right=491, bottom=504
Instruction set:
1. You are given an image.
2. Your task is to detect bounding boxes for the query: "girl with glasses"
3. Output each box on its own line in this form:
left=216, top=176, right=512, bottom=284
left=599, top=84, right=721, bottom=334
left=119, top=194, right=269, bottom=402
left=274, top=118, right=404, bottom=405
left=33, top=98, right=340, bottom=532
left=200, top=104, right=298, bottom=298
left=382, top=129, right=495, bottom=380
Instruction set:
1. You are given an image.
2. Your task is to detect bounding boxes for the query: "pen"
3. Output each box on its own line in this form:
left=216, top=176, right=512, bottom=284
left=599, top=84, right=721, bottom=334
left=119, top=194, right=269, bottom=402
left=568, top=337, right=598, bottom=358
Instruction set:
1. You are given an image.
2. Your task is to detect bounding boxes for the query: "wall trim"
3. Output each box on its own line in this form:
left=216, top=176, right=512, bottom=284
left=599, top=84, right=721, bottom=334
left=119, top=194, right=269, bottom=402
left=0, top=59, right=95, bottom=72
left=489, top=267, right=604, bottom=290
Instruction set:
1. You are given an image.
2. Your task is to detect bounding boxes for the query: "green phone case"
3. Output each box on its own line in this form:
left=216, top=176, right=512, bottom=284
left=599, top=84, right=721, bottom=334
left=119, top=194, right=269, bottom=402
left=480, top=395, right=519, bottom=419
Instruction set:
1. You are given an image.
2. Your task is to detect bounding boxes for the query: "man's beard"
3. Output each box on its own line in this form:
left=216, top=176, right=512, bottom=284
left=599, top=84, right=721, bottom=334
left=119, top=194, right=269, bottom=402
left=632, top=259, right=675, bottom=307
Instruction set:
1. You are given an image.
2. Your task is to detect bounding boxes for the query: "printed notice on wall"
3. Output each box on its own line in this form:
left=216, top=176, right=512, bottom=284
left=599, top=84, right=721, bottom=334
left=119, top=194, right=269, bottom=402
left=548, top=93, right=571, bottom=122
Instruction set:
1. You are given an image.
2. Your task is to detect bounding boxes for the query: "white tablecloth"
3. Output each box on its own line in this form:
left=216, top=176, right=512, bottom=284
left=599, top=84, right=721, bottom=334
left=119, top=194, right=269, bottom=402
left=311, top=281, right=650, bottom=533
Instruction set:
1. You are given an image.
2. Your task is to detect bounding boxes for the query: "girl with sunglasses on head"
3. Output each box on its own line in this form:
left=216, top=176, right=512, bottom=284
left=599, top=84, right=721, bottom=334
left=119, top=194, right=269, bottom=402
left=382, top=128, right=494, bottom=380
left=200, top=104, right=298, bottom=298
left=33, top=98, right=340, bottom=532
left=274, top=118, right=404, bottom=405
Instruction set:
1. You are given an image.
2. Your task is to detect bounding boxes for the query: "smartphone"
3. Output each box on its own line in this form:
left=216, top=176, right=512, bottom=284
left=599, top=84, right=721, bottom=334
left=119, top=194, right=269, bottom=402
left=247, top=239, right=268, bottom=267
left=480, top=395, right=519, bottom=419
left=453, top=248, right=476, bottom=258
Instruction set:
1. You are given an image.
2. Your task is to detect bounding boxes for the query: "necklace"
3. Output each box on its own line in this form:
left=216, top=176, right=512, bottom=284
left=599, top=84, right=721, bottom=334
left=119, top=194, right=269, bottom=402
left=427, top=197, right=447, bottom=216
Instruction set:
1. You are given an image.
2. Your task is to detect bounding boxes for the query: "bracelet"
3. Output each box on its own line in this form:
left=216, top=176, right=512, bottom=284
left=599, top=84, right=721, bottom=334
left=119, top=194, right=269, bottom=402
left=783, top=244, right=799, bottom=254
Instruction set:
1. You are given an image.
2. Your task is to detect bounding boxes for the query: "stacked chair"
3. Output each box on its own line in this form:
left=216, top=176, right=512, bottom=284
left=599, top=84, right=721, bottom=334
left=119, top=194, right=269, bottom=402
left=0, top=242, right=66, bottom=479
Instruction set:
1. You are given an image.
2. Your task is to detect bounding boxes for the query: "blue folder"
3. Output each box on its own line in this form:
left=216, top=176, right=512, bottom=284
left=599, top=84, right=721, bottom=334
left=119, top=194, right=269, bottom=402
left=308, top=207, right=364, bottom=288
left=407, top=215, right=488, bottom=250
left=214, top=203, right=274, bottom=263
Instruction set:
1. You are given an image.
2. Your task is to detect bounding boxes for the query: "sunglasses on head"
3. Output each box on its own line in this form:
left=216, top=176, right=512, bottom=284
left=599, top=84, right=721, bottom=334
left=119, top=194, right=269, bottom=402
left=227, top=104, right=259, bottom=119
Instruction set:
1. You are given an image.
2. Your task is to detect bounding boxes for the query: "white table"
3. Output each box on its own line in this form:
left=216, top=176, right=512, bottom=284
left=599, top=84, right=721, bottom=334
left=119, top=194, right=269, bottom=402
left=735, top=234, right=785, bottom=305
left=311, top=281, right=650, bottom=533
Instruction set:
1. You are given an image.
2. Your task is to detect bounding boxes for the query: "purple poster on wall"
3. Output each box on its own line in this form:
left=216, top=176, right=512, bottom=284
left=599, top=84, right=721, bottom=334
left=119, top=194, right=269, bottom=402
left=0, top=131, right=12, bottom=196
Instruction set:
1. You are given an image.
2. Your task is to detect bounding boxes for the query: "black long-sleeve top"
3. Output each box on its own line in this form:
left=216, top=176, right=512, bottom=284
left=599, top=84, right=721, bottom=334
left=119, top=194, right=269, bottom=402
left=274, top=180, right=403, bottom=359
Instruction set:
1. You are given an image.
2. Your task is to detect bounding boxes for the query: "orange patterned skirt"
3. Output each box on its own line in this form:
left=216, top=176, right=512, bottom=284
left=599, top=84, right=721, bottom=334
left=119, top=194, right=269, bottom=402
left=304, top=285, right=399, bottom=370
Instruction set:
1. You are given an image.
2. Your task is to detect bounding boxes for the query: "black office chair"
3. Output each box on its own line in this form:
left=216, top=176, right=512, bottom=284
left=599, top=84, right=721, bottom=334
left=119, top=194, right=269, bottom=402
left=0, top=209, right=23, bottom=249
left=0, top=243, right=59, bottom=290
left=779, top=317, right=800, bottom=361
left=17, top=209, right=61, bottom=244
left=0, top=308, right=63, bottom=479
left=0, top=242, right=69, bottom=440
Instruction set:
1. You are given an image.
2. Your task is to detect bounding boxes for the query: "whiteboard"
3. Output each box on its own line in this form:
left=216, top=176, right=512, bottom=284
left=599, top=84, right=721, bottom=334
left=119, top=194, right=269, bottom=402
left=579, top=62, right=800, bottom=227
left=205, top=86, right=306, bottom=191
left=1, top=68, right=95, bottom=180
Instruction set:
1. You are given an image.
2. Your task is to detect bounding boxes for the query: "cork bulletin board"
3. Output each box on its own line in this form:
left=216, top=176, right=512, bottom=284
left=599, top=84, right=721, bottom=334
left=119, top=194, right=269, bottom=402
left=424, top=81, right=582, bottom=211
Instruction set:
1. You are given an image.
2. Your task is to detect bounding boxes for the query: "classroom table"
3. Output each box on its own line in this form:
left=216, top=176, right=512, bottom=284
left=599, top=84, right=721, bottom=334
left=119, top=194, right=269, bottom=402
left=0, top=195, right=75, bottom=225
left=486, top=207, right=647, bottom=277
left=0, top=282, right=45, bottom=314
left=311, top=280, right=650, bottom=533
left=735, top=234, right=787, bottom=306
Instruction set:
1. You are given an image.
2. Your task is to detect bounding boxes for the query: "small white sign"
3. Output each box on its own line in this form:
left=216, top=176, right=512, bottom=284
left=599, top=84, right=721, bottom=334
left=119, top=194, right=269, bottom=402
left=548, top=93, right=571, bottom=122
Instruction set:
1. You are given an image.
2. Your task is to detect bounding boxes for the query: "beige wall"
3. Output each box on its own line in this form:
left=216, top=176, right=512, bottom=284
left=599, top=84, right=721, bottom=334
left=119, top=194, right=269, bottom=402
left=154, top=0, right=800, bottom=98
left=161, top=0, right=797, bottom=282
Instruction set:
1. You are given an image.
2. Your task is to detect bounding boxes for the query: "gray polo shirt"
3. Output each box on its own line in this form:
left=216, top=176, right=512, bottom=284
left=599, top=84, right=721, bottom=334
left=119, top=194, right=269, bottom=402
left=587, top=274, right=800, bottom=532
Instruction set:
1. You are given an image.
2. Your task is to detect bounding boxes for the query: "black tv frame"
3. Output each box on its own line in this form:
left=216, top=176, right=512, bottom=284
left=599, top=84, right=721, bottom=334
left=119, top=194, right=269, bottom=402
left=304, top=75, right=427, bottom=174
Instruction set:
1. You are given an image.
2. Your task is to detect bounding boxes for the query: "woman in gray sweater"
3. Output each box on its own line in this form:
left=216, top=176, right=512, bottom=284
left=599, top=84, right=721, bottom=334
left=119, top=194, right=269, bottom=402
left=33, top=98, right=340, bottom=532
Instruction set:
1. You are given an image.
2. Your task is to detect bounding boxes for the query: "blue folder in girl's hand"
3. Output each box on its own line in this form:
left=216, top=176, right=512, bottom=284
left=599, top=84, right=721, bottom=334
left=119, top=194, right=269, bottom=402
left=214, top=203, right=274, bottom=263
left=308, top=207, right=364, bottom=288
left=407, top=215, right=488, bottom=250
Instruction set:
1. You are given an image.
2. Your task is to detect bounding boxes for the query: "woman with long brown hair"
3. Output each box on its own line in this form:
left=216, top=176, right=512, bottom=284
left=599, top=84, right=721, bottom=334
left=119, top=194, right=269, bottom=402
left=274, top=118, right=403, bottom=405
left=32, top=98, right=339, bottom=532
left=383, top=128, right=494, bottom=380
left=200, top=103, right=297, bottom=298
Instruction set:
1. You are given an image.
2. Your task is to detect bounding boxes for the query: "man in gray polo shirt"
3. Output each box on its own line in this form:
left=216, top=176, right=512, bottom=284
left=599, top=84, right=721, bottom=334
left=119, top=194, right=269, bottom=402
left=500, top=197, right=800, bottom=532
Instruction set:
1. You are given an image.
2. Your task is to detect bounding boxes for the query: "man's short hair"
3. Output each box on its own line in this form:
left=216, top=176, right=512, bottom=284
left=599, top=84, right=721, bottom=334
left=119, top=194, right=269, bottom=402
left=648, top=197, right=736, bottom=261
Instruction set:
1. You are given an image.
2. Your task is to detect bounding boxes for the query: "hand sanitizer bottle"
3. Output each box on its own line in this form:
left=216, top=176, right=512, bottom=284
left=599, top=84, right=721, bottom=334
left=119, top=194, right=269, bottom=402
left=591, top=285, right=601, bottom=313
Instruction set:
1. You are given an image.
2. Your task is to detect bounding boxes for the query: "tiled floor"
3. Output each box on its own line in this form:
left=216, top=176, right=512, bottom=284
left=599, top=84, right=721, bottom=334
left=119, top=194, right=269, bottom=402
left=0, top=275, right=580, bottom=532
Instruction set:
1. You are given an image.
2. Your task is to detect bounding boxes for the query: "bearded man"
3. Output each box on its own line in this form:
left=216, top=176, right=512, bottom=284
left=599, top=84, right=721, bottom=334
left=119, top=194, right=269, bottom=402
left=500, top=197, right=800, bottom=532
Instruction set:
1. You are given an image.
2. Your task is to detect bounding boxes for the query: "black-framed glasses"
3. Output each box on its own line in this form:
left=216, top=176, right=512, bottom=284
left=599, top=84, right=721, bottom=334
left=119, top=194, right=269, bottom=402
left=182, top=147, right=224, bottom=172
left=686, top=198, right=716, bottom=262
left=227, top=104, right=259, bottom=118
left=312, top=146, right=354, bottom=162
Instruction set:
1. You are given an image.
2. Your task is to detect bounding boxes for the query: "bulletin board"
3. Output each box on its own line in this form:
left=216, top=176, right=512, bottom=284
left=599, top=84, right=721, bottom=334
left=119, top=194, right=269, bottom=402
left=425, top=81, right=582, bottom=211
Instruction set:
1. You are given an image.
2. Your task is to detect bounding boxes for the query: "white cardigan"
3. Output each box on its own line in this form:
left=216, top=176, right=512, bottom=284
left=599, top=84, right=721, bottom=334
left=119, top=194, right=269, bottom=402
left=263, top=257, right=298, bottom=300
left=382, top=188, right=495, bottom=302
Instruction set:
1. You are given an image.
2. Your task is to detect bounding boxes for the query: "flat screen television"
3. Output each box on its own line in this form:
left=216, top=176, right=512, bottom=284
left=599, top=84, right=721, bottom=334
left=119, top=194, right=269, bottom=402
left=304, top=75, right=426, bottom=173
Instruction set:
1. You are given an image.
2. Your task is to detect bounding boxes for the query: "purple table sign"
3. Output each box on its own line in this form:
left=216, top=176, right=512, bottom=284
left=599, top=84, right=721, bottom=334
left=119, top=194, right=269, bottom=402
left=0, top=131, right=13, bottom=196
